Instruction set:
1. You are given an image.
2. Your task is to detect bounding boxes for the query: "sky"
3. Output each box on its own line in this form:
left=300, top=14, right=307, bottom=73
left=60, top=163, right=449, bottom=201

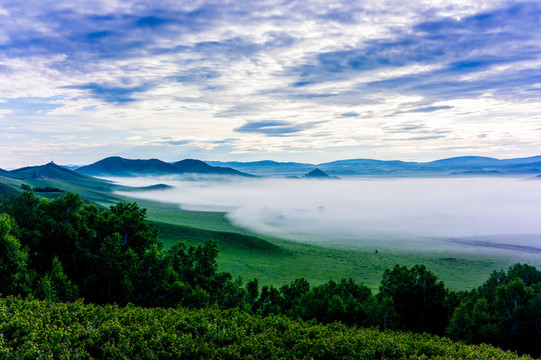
left=1, top=0, right=541, bottom=168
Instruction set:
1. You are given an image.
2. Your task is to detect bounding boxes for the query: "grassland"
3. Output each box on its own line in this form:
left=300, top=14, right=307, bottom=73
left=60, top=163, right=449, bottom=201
left=130, top=197, right=521, bottom=291
left=0, top=168, right=535, bottom=292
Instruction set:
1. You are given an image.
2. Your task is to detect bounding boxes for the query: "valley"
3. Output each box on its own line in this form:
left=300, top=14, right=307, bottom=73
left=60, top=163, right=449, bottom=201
left=2, top=156, right=540, bottom=291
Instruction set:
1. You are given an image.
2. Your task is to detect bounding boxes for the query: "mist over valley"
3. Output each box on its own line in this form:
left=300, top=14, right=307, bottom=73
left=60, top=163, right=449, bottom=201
left=113, top=175, right=541, bottom=261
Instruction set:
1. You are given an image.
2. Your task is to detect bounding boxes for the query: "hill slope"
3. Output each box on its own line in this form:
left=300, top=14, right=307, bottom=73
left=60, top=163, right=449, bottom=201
left=1, top=162, right=121, bottom=204
left=172, top=159, right=251, bottom=176
left=212, top=156, right=541, bottom=177
left=207, top=160, right=315, bottom=177
left=0, top=168, right=13, bottom=177
left=77, top=156, right=253, bottom=177
left=303, top=168, right=339, bottom=179
left=10, top=162, right=116, bottom=197
left=12, top=162, right=112, bottom=187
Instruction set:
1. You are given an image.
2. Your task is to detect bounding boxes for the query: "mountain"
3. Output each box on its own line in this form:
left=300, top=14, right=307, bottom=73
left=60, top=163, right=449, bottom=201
left=76, top=157, right=176, bottom=176
left=498, top=155, right=541, bottom=165
left=172, top=159, right=250, bottom=176
left=209, top=156, right=541, bottom=177
left=11, top=162, right=114, bottom=190
left=77, top=156, right=253, bottom=177
left=0, top=162, right=122, bottom=204
left=207, top=160, right=315, bottom=177
left=318, top=159, right=419, bottom=175
left=424, top=156, right=502, bottom=167
left=303, top=168, right=339, bottom=179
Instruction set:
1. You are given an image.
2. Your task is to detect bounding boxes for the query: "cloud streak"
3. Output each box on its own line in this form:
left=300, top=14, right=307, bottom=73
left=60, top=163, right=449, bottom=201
left=234, top=120, right=320, bottom=136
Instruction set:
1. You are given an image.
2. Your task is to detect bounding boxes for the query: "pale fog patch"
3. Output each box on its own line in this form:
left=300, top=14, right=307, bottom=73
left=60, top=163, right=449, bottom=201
left=114, top=176, right=541, bottom=254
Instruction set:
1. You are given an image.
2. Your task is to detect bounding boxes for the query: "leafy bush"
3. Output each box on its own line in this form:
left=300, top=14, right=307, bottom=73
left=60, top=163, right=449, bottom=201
left=0, top=296, right=533, bottom=360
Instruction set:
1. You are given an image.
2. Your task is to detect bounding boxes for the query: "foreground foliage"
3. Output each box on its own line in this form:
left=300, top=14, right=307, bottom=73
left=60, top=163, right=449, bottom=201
left=0, top=296, right=533, bottom=360
left=2, top=191, right=541, bottom=357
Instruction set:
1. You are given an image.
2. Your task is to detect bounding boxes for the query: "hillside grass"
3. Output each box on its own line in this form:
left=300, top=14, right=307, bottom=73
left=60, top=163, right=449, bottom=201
left=0, top=296, right=533, bottom=360
left=0, top=173, right=535, bottom=292
left=141, top=198, right=514, bottom=291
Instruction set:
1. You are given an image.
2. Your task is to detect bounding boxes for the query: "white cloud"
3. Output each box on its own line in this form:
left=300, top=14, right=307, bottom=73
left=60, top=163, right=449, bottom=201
left=0, top=0, right=540, bottom=167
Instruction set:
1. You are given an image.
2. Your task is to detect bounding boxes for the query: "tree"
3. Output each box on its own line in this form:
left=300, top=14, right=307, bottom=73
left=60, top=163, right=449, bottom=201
left=99, top=201, right=160, bottom=256
left=446, top=264, right=541, bottom=356
left=280, top=277, right=310, bottom=315
left=254, top=285, right=283, bottom=317
left=379, top=264, right=449, bottom=334
left=35, top=257, right=79, bottom=302
left=295, top=278, right=373, bottom=325
left=0, top=213, right=30, bottom=295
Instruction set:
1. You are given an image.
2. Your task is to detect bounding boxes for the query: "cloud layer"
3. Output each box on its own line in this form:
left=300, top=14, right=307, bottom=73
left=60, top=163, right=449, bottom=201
left=1, top=0, right=541, bottom=167
left=115, top=176, right=541, bottom=257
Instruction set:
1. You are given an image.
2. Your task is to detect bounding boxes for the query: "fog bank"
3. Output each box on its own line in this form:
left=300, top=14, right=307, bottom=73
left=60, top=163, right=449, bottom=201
left=114, top=176, right=541, bottom=253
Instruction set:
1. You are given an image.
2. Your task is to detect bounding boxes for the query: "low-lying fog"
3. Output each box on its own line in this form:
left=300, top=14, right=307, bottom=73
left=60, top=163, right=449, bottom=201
left=114, top=176, right=541, bottom=256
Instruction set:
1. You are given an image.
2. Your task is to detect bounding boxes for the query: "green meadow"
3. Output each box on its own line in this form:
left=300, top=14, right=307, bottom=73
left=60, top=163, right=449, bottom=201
left=131, top=197, right=520, bottom=291
left=0, top=165, right=536, bottom=292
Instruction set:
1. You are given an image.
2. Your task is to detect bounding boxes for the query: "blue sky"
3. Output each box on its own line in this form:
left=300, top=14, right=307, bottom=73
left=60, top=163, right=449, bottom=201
left=1, top=0, right=540, bottom=168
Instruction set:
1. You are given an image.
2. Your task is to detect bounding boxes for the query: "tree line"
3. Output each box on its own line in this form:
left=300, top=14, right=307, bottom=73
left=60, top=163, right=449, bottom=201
left=1, top=191, right=541, bottom=356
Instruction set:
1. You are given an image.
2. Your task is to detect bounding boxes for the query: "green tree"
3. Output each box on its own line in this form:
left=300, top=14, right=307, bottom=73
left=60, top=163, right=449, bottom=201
left=379, top=264, right=449, bottom=334
left=99, top=201, right=160, bottom=256
left=34, top=257, right=78, bottom=302
left=446, top=264, right=541, bottom=356
left=254, top=285, right=283, bottom=317
left=296, top=278, right=373, bottom=325
left=0, top=213, right=30, bottom=295
left=280, top=277, right=310, bottom=316
left=246, top=278, right=259, bottom=312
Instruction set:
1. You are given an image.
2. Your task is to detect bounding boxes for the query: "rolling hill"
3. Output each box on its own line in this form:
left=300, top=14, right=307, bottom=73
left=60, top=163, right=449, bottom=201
left=207, top=160, right=315, bottom=177
left=12, top=162, right=113, bottom=188
left=0, top=168, right=13, bottom=177
left=0, top=162, right=122, bottom=204
left=210, top=156, right=541, bottom=177
left=303, top=168, right=339, bottom=179
left=76, top=156, right=253, bottom=177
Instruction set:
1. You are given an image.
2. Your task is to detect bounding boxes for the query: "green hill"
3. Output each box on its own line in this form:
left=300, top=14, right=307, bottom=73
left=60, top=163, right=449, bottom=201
left=12, top=162, right=113, bottom=189
left=173, top=158, right=252, bottom=176
left=0, top=168, right=13, bottom=177
left=1, top=162, right=121, bottom=204
left=0, top=181, right=18, bottom=197
left=76, top=156, right=253, bottom=177
left=76, top=156, right=176, bottom=176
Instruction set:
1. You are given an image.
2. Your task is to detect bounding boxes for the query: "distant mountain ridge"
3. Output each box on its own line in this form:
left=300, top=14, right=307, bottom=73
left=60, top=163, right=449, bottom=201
left=2, top=155, right=541, bottom=184
left=209, top=155, right=541, bottom=177
left=76, top=156, right=253, bottom=177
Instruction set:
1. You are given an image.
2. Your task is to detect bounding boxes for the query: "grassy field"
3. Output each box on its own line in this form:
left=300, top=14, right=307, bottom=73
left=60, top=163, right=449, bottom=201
left=1, top=170, right=536, bottom=292
left=128, top=197, right=521, bottom=291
